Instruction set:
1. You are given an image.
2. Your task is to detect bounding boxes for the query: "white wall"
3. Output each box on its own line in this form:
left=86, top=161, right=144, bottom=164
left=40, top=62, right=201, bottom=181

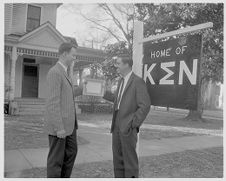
left=38, top=64, right=53, bottom=98
left=41, top=4, right=58, bottom=27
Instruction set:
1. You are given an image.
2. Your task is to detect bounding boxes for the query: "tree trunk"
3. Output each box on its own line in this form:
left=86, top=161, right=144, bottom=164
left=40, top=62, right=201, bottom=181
left=185, top=109, right=203, bottom=121
left=185, top=79, right=207, bottom=121
left=78, top=69, right=83, bottom=86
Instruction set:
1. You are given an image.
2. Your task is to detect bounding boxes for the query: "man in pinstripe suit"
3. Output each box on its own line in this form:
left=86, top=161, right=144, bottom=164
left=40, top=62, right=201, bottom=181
left=44, top=42, right=82, bottom=178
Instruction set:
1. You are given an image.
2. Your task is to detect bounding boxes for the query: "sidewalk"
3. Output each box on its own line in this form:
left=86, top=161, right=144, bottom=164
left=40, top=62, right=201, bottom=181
left=5, top=124, right=223, bottom=173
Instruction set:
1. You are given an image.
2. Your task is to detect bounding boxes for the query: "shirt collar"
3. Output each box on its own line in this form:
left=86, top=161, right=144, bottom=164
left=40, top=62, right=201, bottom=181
left=123, top=71, right=132, bottom=82
left=58, top=61, right=68, bottom=73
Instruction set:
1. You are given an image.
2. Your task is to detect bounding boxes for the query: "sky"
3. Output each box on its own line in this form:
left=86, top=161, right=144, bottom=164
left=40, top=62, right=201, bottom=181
left=56, top=3, right=132, bottom=49
left=56, top=4, right=115, bottom=49
left=56, top=4, right=94, bottom=47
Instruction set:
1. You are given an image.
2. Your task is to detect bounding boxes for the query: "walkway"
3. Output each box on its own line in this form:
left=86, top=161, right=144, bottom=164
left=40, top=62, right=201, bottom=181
left=5, top=124, right=223, bottom=173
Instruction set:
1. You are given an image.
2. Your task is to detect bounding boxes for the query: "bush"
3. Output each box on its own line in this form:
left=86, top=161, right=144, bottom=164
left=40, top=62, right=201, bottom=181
left=78, top=102, right=113, bottom=113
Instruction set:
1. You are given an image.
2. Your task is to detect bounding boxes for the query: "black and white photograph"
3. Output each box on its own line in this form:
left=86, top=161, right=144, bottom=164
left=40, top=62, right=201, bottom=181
left=2, top=0, right=224, bottom=179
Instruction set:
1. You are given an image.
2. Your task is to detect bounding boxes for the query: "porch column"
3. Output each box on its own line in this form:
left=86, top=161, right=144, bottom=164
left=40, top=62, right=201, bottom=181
left=8, top=46, right=19, bottom=115
left=9, top=46, right=18, bottom=101
left=78, top=68, right=83, bottom=86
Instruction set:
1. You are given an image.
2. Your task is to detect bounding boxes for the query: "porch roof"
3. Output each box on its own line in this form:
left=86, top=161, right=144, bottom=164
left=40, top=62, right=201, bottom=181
left=5, top=22, right=105, bottom=64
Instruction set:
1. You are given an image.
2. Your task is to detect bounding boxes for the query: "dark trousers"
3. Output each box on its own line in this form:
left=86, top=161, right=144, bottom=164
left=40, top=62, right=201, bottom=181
left=112, top=124, right=138, bottom=178
left=47, top=126, right=77, bottom=178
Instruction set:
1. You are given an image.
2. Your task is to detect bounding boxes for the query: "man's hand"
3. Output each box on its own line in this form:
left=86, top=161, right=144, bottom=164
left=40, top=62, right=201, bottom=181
left=81, top=78, right=88, bottom=87
left=131, top=119, right=139, bottom=129
left=56, top=129, right=66, bottom=139
left=104, top=81, right=112, bottom=93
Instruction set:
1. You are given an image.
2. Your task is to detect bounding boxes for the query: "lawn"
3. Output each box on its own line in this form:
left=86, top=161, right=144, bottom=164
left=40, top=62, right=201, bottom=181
left=5, top=114, right=201, bottom=150
left=144, top=109, right=223, bottom=130
left=7, top=147, right=222, bottom=178
left=140, top=128, right=201, bottom=140
left=77, top=108, right=223, bottom=130
left=5, top=108, right=222, bottom=150
left=4, top=115, right=89, bottom=150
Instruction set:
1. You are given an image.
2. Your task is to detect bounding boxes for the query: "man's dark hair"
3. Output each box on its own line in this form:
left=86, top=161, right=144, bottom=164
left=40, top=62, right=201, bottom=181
left=118, top=54, right=133, bottom=68
left=58, top=42, right=78, bottom=55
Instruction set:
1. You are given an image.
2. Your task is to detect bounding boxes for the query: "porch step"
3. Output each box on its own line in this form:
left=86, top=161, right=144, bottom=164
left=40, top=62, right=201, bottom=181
left=13, top=98, right=81, bottom=115
left=15, top=98, right=46, bottom=115
left=18, top=111, right=44, bottom=115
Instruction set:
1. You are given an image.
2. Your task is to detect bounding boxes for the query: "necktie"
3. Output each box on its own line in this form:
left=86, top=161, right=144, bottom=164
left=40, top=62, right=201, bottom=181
left=115, top=78, right=124, bottom=110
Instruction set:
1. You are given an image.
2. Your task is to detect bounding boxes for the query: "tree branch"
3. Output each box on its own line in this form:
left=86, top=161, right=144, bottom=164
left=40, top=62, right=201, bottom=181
left=79, top=11, right=122, bottom=43
left=99, top=4, right=131, bottom=46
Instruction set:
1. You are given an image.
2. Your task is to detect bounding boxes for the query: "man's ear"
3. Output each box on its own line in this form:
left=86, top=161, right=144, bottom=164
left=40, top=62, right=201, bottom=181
left=62, top=52, right=67, bottom=57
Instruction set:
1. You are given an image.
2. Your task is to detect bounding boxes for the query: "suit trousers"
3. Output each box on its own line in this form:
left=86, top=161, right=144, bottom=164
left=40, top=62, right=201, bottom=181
left=112, top=117, right=138, bottom=177
left=47, top=123, right=77, bottom=178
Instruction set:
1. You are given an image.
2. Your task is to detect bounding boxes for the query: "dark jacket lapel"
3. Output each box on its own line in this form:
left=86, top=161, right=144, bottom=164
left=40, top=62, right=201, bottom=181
left=121, top=72, right=135, bottom=98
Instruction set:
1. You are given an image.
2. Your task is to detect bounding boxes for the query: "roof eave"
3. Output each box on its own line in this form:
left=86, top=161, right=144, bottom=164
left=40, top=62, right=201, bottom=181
left=5, top=35, right=19, bottom=43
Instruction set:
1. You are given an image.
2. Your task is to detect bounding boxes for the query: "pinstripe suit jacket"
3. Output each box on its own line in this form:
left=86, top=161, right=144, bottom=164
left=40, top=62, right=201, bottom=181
left=44, top=62, right=82, bottom=136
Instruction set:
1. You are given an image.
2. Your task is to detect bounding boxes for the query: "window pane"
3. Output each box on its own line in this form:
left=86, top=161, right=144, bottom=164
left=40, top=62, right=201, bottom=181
left=26, top=5, right=41, bottom=32
left=27, top=5, right=41, bottom=20
left=26, top=19, right=40, bottom=32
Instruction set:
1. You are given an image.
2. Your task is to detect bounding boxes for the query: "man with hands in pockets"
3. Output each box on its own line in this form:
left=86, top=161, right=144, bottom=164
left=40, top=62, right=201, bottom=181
left=103, top=54, right=151, bottom=178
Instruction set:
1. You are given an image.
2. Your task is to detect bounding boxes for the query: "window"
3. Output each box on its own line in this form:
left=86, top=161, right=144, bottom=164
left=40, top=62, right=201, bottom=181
left=26, top=5, right=41, bottom=32
left=23, top=58, right=35, bottom=64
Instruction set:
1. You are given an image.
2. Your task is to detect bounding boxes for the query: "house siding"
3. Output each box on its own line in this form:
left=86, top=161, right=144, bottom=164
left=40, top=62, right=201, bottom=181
left=4, top=4, right=13, bottom=35
left=41, top=4, right=58, bottom=27
left=11, top=3, right=27, bottom=35
left=8, top=3, right=58, bottom=35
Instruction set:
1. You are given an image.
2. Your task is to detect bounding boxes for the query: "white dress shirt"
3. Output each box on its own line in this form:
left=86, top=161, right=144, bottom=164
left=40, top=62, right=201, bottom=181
left=117, top=71, right=132, bottom=109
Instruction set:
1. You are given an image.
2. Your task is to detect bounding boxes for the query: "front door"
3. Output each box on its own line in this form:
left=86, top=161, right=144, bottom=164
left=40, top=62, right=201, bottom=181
left=22, top=64, right=39, bottom=98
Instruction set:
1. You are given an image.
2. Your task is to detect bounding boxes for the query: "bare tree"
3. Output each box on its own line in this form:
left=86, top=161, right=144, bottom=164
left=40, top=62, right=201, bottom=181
left=63, top=3, right=136, bottom=54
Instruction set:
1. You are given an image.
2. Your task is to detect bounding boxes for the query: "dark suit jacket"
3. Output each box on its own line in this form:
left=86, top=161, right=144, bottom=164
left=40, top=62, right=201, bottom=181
left=44, top=62, right=82, bottom=136
left=103, top=72, right=151, bottom=134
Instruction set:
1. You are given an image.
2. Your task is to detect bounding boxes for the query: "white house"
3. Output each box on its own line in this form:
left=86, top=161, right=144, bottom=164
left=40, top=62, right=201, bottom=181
left=4, top=3, right=105, bottom=114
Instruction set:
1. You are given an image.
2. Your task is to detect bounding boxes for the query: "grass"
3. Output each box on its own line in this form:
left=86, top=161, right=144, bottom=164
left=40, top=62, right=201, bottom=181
left=4, top=115, right=89, bottom=150
left=5, top=113, right=205, bottom=150
left=5, top=108, right=221, bottom=150
left=145, top=110, right=223, bottom=130
left=77, top=108, right=223, bottom=130
left=140, top=128, right=200, bottom=140
left=6, top=147, right=222, bottom=178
